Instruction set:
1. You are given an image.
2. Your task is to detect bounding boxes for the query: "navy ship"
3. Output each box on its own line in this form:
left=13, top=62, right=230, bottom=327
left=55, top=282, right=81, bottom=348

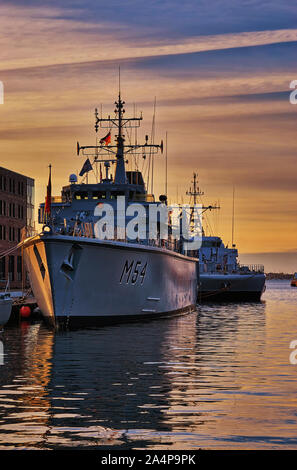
left=21, top=93, right=198, bottom=327
left=186, top=173, right=265, bottom=301
left=198, top=236, right=265, bottom=301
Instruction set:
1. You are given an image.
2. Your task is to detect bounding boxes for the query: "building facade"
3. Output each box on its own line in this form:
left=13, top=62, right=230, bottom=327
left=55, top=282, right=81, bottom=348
left=0, top=167, right=34, bottom=290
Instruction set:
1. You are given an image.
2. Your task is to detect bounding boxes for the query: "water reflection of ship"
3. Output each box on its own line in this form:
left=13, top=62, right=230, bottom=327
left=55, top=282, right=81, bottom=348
left=49, top=321, right=183, bottom=448
left=160, top=302, right=266, bottom=445
left=0, top=303, right=267, bottom=450
left=0, top=318, right=198, bottom=449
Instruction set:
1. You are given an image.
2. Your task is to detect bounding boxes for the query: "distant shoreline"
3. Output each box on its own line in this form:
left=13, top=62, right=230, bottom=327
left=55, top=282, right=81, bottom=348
left=265, top=273, right=293, bottom=280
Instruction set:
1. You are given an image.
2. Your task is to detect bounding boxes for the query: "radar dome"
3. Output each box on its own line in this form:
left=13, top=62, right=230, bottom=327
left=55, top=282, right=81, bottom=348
left=69, top=174, right=78, bottom=183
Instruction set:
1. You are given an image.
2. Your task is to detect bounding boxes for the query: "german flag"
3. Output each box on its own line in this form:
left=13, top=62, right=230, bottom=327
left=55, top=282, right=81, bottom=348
left=100, top=131, right=111, bottom=145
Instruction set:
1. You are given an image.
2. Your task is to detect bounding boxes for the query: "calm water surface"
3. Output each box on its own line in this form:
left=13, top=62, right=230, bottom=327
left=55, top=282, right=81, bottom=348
left=0, top=280, right=296, bottom=449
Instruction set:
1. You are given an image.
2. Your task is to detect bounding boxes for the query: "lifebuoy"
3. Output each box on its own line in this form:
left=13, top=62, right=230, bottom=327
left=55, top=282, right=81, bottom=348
left=42, top=224, right=52, bottom=234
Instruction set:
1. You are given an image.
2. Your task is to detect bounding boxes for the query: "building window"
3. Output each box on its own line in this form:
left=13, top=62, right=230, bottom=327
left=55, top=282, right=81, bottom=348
left=18, top=181, right=23, bottom=195
left=0, top=176, right=6, bottom=191
left=9, top=203, right=16, bottom=218
left=17, top=256, right=22, bottom=281
left=0, top=200, right=5, bottom=216
left=8, top=227, right=15, bottom=242
left=0, top=225, right=5, bottom=240
left=9, top=179, right=15, bottom=194
left=18, top=205, right=24, bottom=219
left=0, top=257, right=5, bottom=279
left=8, top=255, right=14, bottom=281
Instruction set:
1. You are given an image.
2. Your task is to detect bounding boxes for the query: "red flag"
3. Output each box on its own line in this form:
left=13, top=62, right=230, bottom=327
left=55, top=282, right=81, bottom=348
left=44, top=165, right=51, bottom=215
left=100, top=131, right=111, bottom=146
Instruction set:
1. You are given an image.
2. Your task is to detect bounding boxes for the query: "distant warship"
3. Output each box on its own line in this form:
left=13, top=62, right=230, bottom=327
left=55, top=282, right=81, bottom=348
left=186, top=173, right=265, bottom=301
left=198, top=236, right=265, bottom=301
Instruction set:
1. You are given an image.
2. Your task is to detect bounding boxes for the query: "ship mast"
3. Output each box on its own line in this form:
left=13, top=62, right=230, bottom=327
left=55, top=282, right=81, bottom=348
left=186, top=172, right=204, bottom=204
left=77, top=92, right=163, bottom=185
left=114, top=92, right=126, bottom=184
left=186, top=172, right=220, bottom=236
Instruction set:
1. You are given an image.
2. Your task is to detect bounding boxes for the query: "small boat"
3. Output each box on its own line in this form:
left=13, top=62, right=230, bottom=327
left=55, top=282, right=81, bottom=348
left=291, top=273, right=297, bottom=287
left=0, top=280, right=13, bottom=327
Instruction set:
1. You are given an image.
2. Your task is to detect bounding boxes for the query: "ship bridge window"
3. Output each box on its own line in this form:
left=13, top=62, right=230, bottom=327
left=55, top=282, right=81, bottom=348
left=110, top=191, right=126, bottom=200
left=202, top=240, right=221, bottom=248
left=74, top=191, right=88, bottom=200
left=92, top=191, right=106, bottom=199
left=202, top=241, right=212, bottom=248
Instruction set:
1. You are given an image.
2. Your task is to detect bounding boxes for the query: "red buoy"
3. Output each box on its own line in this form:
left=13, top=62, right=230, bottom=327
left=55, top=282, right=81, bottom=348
left=20, top=306, right=31, bottom=318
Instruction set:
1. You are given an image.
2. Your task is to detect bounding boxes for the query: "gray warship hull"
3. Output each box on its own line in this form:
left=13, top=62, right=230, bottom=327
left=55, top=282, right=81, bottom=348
left=23, top=233, right=197, bottom=327
left=199, top=272, right=266, bottom=302
left=0, top=297, right=13, bottom=326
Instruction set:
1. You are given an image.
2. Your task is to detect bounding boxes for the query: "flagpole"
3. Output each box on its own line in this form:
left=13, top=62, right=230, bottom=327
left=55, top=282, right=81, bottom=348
left=165, top=131, right=168, bottom=198
left=48, top=164, right=52, bottom=225
left=44, top=164, right=52, bottom=225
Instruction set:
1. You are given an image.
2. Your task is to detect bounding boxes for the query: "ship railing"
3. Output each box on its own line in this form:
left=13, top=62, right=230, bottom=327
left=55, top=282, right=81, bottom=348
left=60, top=225, right=183, bottom=253
left=113, top=237, right=181, bottom=253
left=54, top=223, right=185, bottom=254
left=238, top=264, right=264, bottom=274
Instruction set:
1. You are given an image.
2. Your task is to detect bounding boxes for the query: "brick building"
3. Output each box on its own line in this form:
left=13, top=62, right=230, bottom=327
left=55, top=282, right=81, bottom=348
left=0, top=167, right=34, bottom=290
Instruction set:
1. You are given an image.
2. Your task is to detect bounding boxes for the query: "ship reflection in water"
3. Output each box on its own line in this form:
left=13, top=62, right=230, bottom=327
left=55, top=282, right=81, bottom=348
left=0, top=280, right=297, bottom=449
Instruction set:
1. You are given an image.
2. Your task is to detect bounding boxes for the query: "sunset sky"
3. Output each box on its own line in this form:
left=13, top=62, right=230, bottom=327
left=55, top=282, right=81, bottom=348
left=0, top=0, right=296, bottom=271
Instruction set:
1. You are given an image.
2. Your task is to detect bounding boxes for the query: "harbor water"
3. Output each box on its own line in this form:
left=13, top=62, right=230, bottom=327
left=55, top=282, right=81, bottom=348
left=0, top=280, right=296, bottom=450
